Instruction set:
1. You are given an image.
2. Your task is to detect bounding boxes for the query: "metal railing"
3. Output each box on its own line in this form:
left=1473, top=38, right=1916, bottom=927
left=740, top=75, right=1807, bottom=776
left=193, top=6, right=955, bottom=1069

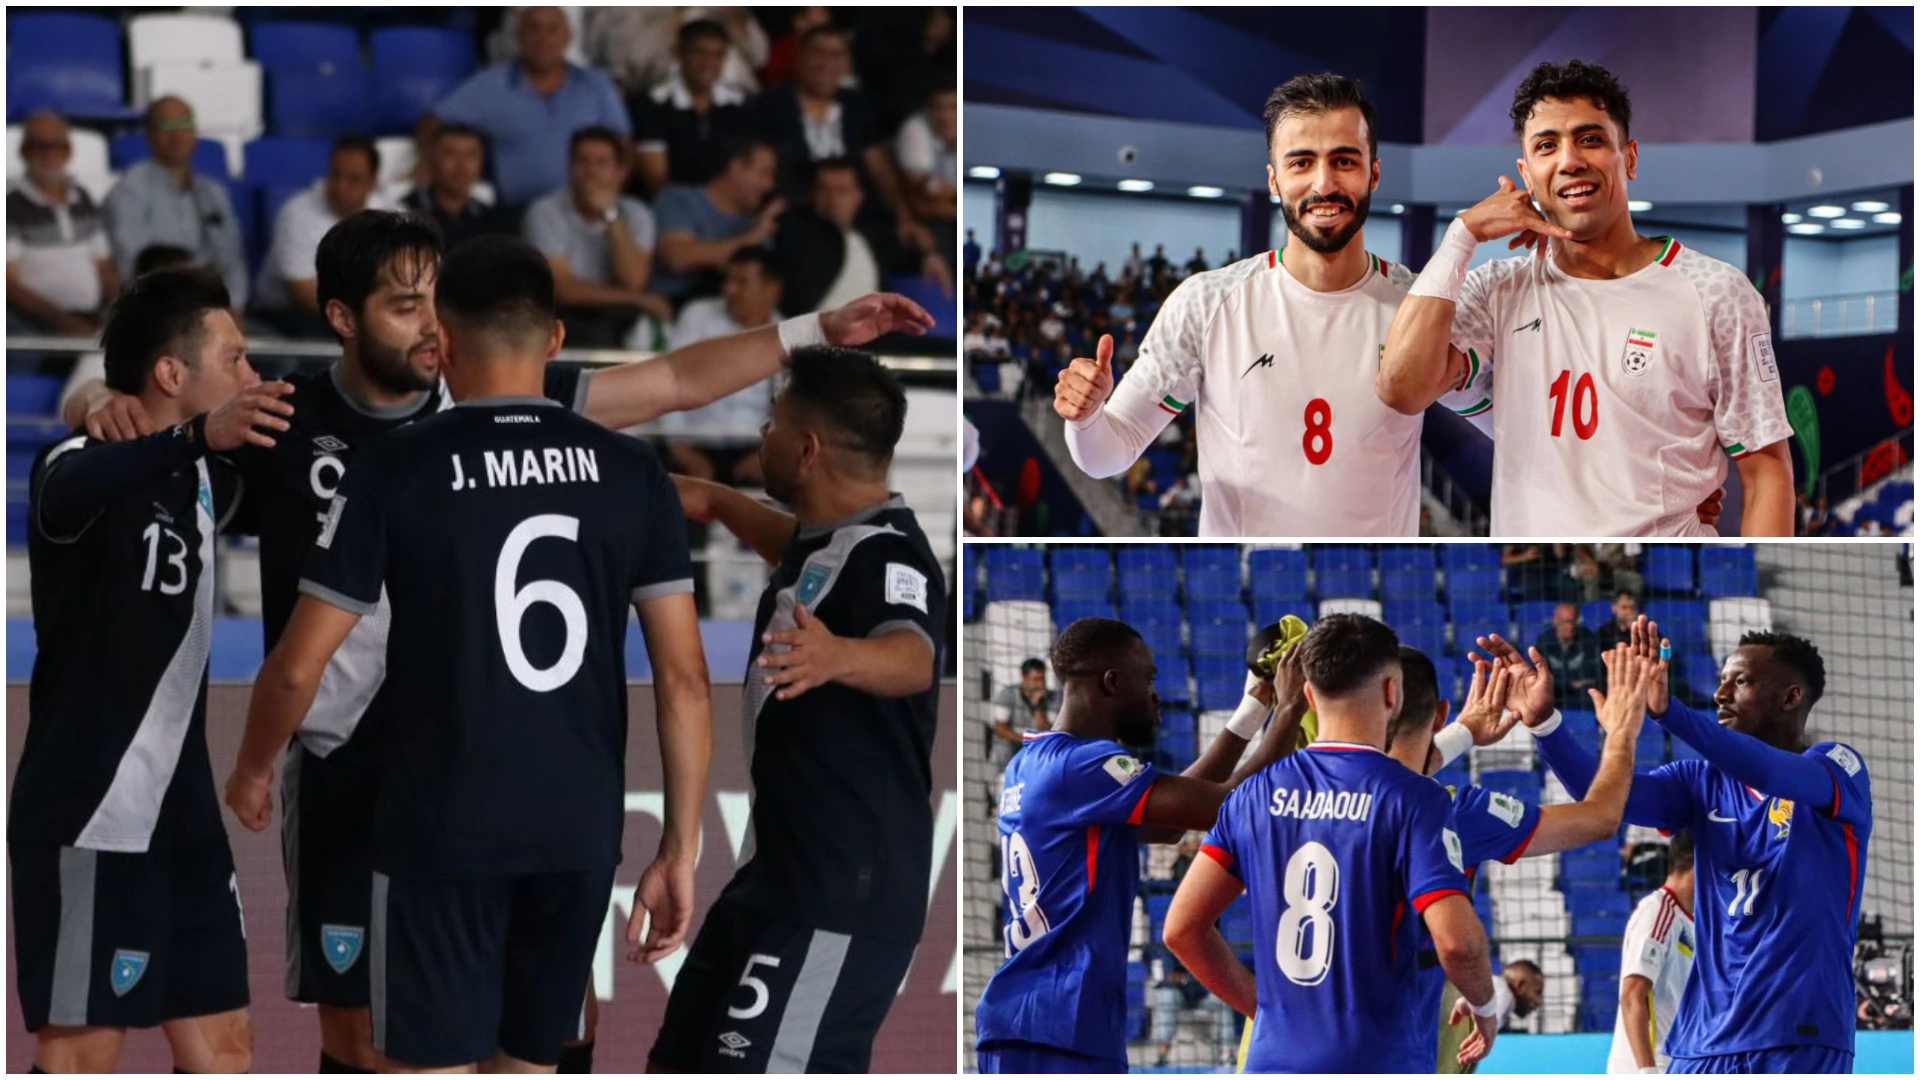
left=1781, top=290, right=1901, bottom=339
left=1814, top=428, right=1915, bottom=507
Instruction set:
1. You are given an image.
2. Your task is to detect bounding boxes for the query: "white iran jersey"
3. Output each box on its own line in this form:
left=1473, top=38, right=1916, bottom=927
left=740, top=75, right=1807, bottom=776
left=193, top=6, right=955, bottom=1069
left=1113, top=249, right=1480, bottom=536
left=1607, top=886, right=1697, bottom=1073
left=1451, top=238, right=1792, bottom=536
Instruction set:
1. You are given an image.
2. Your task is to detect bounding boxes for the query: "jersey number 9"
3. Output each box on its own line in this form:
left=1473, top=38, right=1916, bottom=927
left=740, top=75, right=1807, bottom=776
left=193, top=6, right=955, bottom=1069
left=495, top=514, right=588, bottom=693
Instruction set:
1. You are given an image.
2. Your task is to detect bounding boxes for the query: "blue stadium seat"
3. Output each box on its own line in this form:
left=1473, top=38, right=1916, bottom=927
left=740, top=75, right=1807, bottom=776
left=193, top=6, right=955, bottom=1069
left=1187, top=599, right=1248, bottom=627
left=1052, top=600, right=1116, bottom=634
left=7, top=499, right=28, bottom=549
left=1191, top=621, right=1245, bottom=659
left=1316, top=567, right=1372, bottom=600
left=1251, top=597, right=1315, bottom=629
left=1577, top=999, right=1617, bottom=1033
left=1156, top=662, right=1192, bottom=705
left=1121, top=600, right=1183, bottom=628
left=1446, top=567, right=1502, bottom=603
left=1698, top=546, right=1758, bottom=598
left=1136, top=620, right=1182, bottom=662
left=267, top=69, right=372, bottom=138
left=1634, top=725, right=1667, bottom=768
left=1432, top=656, right=1470, bottom=702
left=1513, top=600, right=1561, bottom=640
left=962, top=586, right=977, bottom=622
left=982, top=548, right=1044, bottom=602
left=1643, top=547, right=1695, bottom=593
left=1196, top=676, right=1243, bottom=711
left=1117, top=545, right=1176, bottom=574
left=8, top=374, right=66, bottom=415
left=1472, top=891, right=1495, bottom=926
left=1384, top=600, right=1446, bottom=628
left=1248, top=548, right=1309, bottom=601
left=1568, top=941, right=1619, bottom=976
left=1667, top=732, right=1704, bottom=763
left=1049, top=547, right=1110, bottom=573
left=1448, top=602, right=1511, bottom=649
left=1559, top=709, right=1602, bottom=751
left=1159, top=739, right=1196, bottom=772
left=1477, top=769, right=1540, bottom=807
left=1158, top=710, right=1197, bottom=756
left=1380, top=568, right=1435, bottom=602
left=245, top=137, right=334, bottom=187
left=971, top=361, right=1000, bottom=394
left=1219, top=900, right=1254, bottom=947
left=1397, top=623, right=1446, bottom=660
left=1432, top=762, right=1469, bottom=793
left=7, top=14, right=133, bottom=121
left=250, top=20, right=364, bottom=74
left=109, top=133, right=231, bottom=179
left=1052, top=567, right=1110, bottom=603
left=1581, top=599, right=1615, bottom=631
left=1646, top=600, right=1707, bottom=652
left=1441, top=544, right=1500, bottom=574
left=1117, top=548, right=1178, bottom=604
left=1557, top=841, right=1618, bottom=892
left=884, top=274, right=957, bottom=338
left=369, top=26, right=476, bottom=133
left=1377, top=546, right=1435, bottom=573
left=1313, top=545, right=1373, bottom=573
left=1182, top=545, right=1240, bottom=574
left=1680, top=653, right=1720, bottom=704
left=1185, top=568, right=1241, bottom=603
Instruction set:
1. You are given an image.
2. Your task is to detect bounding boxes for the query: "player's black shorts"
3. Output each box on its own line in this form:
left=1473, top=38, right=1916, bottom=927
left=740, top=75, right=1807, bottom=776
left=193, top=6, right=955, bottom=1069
left=370, top=867, right=613, bottom=1068
left=650, top=896, right=917, bottom=1073
left=282, top=740, right=378, bottom=1007
left=10, top=840, right=249, bottom=1031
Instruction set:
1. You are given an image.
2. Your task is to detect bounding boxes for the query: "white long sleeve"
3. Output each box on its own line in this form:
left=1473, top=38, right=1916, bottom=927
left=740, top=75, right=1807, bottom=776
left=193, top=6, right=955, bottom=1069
left=1063, top=377, right=1177, bottom=479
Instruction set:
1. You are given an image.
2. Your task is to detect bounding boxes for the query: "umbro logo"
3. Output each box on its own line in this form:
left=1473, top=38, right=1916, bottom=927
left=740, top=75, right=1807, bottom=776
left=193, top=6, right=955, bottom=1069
left=717, top=1031, right=751, bottom=1059
left=1241, top=353, right=1275, bottom=378
left=1512, top=317, right=1542, bottom=334
left=312, top=435, right=349, bottom=454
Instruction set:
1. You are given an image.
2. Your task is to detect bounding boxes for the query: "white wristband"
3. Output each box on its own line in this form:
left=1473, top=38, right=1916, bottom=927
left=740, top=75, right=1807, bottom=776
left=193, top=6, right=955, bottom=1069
left=777, top=312, right=827, bottom=353
left=1408, top=218, right=1478, bottom=303
left=1432, top=723, right=1475, bottom=769
left=1226, top=694, right=1270, bottom=741
left=1523, top=709, right=1564, bottom=738
left=1467, top=976, right=1513, bottom=1019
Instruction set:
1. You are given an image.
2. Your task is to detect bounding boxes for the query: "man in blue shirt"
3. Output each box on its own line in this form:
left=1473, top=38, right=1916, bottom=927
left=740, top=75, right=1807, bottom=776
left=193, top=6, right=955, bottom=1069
left=429, top=7, right=630, bottom=211
left=1478, top=616, right=1870, bottom=1073
left=975, top=617, right=1306, bottom=1074
left=1165, top=615, right=1509, bottom=1073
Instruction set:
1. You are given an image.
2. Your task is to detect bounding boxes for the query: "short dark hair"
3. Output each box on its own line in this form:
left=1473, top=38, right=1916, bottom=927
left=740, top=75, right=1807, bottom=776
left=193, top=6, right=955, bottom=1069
left=1616, top=589, right=1637, bottom=602
left=569, top=125, right=625, bottom=161
left=100, top=266, right=231, bottom=395
left=799, top=24, right=847, bottom=50
left=132, top=244, right=194, bottom=277
left=678, top=17, right=728, bottom=49
left=1390, top=645, right=1440, bottom=749
left=782, top=346, right=907, bottom=468
left=1051, top=617, right=1144, bottom=681
left=811, top=156, right=860, bottom=187
left=1510, top=59, right=1633, bottom=142
left=729, top=245, right=785, bottom=281
left=433, top=121, right=486, bottom=150
left=1262, top=72, right=1377, bottom=162
left=1504, top=958, right=1543, bottom=980
left=1020, top=658, right=1047, bottom=676
left=315, top=210, right=442, bottom=341
left=1298, top=614, right=1400, bottom=699
left=330, top=134, right=379, bottom=177
left=719, top=137, right=774, bottom=171
left=1667, top=830, right=1694, bottom=873
left=1737, top=630, right=1826, bottom=707
left=435, top=234, right=555, bottom=347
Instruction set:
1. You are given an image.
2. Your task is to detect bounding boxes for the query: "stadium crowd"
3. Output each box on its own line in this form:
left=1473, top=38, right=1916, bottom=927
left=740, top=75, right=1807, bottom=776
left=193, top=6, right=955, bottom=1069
left=8, top=5, right=956, bottom=382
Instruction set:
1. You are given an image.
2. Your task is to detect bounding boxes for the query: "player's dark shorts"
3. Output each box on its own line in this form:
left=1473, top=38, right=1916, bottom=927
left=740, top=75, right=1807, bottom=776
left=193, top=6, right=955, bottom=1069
left=282, top=741, right=378, bottom=1007
left=370, top=867, right=613, bottom=1068
left=1670, top=1047, right=1854, bottom=1073
left=650, top=896, right=917, bottom=1073
left=977, top=1039, right=1128, bottom=1074
left=10, top=840, right=249, bottom=1031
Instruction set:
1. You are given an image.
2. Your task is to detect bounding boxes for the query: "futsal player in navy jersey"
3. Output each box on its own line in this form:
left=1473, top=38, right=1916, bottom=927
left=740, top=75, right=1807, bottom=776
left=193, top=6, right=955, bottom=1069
left=973, top=617, right=1308, bottom=1074
left=1479, top=615, right=1870, bottom=1073
left=1165, top=615, right=1510, bottom=1073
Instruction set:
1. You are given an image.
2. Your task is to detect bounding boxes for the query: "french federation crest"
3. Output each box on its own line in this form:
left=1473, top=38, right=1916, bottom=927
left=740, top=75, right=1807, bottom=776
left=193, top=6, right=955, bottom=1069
left=1767, top=797, right=1794, bottom=839
left=322, top=924, right=365, bottom=974
left=795, top=563, right=831, bottom=606
left=109, top=949, right=149, bottom=997
left=1622, top=327, right=1657, bottom=376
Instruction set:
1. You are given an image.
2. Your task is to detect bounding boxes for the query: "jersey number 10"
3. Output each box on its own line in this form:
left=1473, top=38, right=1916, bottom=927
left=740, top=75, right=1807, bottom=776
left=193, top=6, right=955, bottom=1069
left=495, top=514, right=588, bottom=693
left=1548, top=370, right=1599, bottom=440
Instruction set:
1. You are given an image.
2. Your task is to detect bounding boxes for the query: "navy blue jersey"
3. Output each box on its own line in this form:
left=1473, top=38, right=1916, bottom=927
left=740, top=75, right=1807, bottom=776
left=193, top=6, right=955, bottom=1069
left=974, top=731, right=1158, bottom=1060
left=1202, top=742, right=1470, bottom=1074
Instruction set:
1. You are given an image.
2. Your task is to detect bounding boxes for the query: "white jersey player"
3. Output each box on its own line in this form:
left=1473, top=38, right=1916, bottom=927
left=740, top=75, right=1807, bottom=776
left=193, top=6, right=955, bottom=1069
left=1054, top=74, right=1483, bottom=537
left=1381, top=59, right=1794, bottom=536
left=1608, top=832, right=1698, bottom=1073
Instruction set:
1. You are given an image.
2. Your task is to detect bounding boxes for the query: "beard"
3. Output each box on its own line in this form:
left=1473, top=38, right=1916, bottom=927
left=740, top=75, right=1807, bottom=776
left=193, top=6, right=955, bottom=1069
left=361, top=335, right=438, bottom=395
left=1281, top=190, right=1371, bottom=255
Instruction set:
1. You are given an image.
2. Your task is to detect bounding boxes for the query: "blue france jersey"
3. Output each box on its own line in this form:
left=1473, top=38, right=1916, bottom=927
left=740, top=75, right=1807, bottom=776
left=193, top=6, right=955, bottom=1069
left=1415, top=782, right=1545, bottom=1008
left=1657, top=740, right=1871, bottom=1057
left=1202, top=742, right=1471, bottom=1074
left=974, top=731, right=1159, bottom=1061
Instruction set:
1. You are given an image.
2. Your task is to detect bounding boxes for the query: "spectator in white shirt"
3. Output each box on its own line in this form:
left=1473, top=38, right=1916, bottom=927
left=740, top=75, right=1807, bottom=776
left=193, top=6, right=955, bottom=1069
left=6, top=111, right=117, bottom=336
left=254, top=137, right=395, bottom=337
left=658, top=245, right=783, bottom=484
left=894, top=85, right=956, bottom=226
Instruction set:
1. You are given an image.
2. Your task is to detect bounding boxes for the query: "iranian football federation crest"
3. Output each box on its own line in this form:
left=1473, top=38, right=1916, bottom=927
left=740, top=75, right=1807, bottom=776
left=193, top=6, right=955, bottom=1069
left=110, top=949, right=150, bottom=997
left=322, top=924, right=365, bottom=974
left=1622, top=327, right=1657, bottom=376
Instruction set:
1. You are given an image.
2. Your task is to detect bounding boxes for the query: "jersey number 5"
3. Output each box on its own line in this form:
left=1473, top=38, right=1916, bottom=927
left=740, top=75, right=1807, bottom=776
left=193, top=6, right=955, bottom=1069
left=1548, top=370, right=1599, bottom=440
left=1001, top=831, right=1051, bottom=956
left=495, top=514, right=588, bottom=692
left=1277, top=842, right=1340, bottom=986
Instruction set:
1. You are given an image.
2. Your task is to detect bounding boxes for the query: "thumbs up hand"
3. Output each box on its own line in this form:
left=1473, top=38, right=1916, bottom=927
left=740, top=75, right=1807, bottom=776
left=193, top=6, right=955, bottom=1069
left=1054, top=333, right=1117, bottom=422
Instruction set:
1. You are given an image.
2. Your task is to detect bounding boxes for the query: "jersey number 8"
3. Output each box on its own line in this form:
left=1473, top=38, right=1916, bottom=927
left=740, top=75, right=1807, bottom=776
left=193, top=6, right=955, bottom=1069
left=1276, top=842, right=1340, bottom=986
left=1000, top=831, right=1051, bottom=956
left=495, top=514, right=588, bottom=693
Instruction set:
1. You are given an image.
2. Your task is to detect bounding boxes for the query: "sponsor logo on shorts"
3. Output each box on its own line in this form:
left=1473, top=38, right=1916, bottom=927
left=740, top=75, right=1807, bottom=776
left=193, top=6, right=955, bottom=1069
left=322, top=924, right=365, bottom=974
left=718, top=1031, right=752, bottom=1059
left=110, top=949, right=149, bottom=997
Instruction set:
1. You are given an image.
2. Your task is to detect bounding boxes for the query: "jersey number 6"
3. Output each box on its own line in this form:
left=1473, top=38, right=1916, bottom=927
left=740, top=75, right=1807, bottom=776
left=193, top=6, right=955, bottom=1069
left=495, top=514, right=588, bottom=693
